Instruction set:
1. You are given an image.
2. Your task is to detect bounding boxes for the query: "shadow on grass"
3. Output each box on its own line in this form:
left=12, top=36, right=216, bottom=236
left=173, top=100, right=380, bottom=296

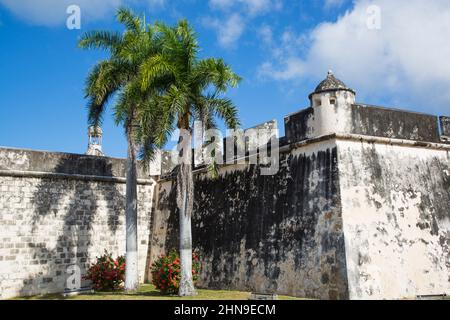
left=14, top=284, right=256, bottom=300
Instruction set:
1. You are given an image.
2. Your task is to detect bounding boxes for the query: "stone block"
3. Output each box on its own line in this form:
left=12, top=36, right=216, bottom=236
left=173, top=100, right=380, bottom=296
left=440, top=116, right=450, bottom=137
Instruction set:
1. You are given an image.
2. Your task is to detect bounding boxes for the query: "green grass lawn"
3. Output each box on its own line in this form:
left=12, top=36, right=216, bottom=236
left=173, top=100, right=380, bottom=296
left=15, top=284, right=303, bottom=300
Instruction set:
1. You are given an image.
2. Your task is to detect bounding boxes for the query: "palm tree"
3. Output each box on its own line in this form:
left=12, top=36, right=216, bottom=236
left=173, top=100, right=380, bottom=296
left=79, top=8, right=163, bottom=292
left=141, top=20, right=241, bottom=296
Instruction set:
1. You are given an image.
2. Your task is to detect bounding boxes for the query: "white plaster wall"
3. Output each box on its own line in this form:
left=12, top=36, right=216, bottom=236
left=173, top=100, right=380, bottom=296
left=308, top=91, right=355, bottom=138
left=337, top=140, right=450, bottom=299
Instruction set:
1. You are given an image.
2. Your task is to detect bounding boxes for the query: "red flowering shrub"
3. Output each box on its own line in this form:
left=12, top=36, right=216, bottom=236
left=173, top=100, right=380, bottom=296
left=151, top=250, right=201, bottom=294
left=83, top=251, right=126, bottom=292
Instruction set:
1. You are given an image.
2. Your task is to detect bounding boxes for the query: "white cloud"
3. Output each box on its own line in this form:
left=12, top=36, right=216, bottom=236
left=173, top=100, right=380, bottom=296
left=203, top=14, right=246, bottom=48
left=260, top=58, right=306, bottom=81
left=209, top=0, right=235, bottom=11
left=259, top=0, right=450, bottom=113
left=209, top=0, right=280, bottom=16
left=206, top=0, right=282, bottom=48
left=258, top=25, right=273, bottom=45
left=0, top=0, right=125, bottom=26
left=324, top=0, right=347, bottom=9
left=147, top=0, right=165, bottom=9
left=258, top=28, right=308, bottom=79
left=0, top=0, right=168, bottom=26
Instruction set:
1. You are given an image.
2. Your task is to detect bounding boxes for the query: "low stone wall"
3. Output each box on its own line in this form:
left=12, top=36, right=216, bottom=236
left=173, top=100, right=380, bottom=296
left=0, top=148, right=155, bottom=299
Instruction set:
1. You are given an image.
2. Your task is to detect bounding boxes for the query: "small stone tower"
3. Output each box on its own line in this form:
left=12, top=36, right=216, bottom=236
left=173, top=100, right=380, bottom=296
left=308, top=71, right=356, bottom=137
left=86, top=126, right=104, bottom=156
left=309, top=70, right=356, bottom=107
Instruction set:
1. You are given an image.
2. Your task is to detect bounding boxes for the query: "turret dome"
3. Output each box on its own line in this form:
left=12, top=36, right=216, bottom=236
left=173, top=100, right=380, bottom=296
left=309, top=71, right=355, bottom=100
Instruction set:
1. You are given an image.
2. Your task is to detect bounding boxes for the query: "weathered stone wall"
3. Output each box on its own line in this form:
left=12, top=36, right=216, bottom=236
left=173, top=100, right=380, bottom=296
left=350, top=104, right=441, bottom=142
left=284, top=108, right=315, bottom=144
left=149, top=140, right=349, bottom=300
left=0, top=148, right=155, bottom=299
left=284, top=90, right=356, bottom=144
left=285, top=104, right=444, bottom=145
left=148, top=135, right=450, bottom=300
left=441, top=116, right=450, bottom=138
left=338, top=140, right=450, bottom=299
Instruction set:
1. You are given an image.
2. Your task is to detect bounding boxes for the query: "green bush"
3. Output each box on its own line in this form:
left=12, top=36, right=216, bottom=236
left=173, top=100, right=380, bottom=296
left=83, top=251, right=126, bottom=292
left=151, top=250, right=201, bottom=294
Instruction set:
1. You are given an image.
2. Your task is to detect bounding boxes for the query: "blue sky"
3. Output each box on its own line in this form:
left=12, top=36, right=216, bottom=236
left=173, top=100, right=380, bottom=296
left=1, top=0, right=449, bottom=158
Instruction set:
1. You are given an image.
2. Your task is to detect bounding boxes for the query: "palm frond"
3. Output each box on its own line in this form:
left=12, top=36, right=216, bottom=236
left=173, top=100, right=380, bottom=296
left=84, top=60, right=130, bottom=126
left=140, top=54, right=176, bottom=91
left=78, top=30, right=122, bottom=52
left=136, top=98, right=168, bottom=167
left=113, top=89, right=131, bottom=127
left=156, top=22, right=192, bottom=76
left=175, top=20, right=199, bottom=69
left=161, top=85, right=189, bottom=117
left=86, top=96, right=108, bottom=128
left=192, top=58, right=241, bottom=93
left=116, top=7, right=142, bottom=33
left=204, top=95, right=240, bottom=130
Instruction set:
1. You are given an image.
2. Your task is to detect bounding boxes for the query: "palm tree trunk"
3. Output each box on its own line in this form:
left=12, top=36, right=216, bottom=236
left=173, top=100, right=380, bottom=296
left=125, top=127, right=139, bottom=292
left=177, top=143, right=197, bottom=296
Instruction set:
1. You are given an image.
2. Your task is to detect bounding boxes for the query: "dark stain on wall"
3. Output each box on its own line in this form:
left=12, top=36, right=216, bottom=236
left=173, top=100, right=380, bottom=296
left=351, top=104, right=440, bottom=142
left=441, top=116, right=450, bottom=137
left=339, top=142, right=450, bottom=298
left=156, top=146, right=349, bottom=299
left=0, top=148, right=148, bottom=178
left=284, top=108, right=314, bottom=144
left=416, top=158, right=450, bottom=225
left=358, top=144, right=450, bottom=238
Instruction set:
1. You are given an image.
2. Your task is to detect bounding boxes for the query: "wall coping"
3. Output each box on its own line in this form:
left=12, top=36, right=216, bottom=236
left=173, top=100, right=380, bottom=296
left=0, top=146, right=152, bottom=184
left=285, top=133, right=450, bottom=153
left=156, top=133, right=450, bottom=182
left=284, top=103, right=442, bottom=120
left=0, top=145, right=126, bottom=161
left=0, top=169, right=154, bottom=185
left=3, top=132, right=449, bottom=184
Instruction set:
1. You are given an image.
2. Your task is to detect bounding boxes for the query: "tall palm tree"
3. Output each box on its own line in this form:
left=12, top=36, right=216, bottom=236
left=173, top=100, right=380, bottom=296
left=141, top=20, right=241, bottom=296
left=79, top=8, right=163, bottom=292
